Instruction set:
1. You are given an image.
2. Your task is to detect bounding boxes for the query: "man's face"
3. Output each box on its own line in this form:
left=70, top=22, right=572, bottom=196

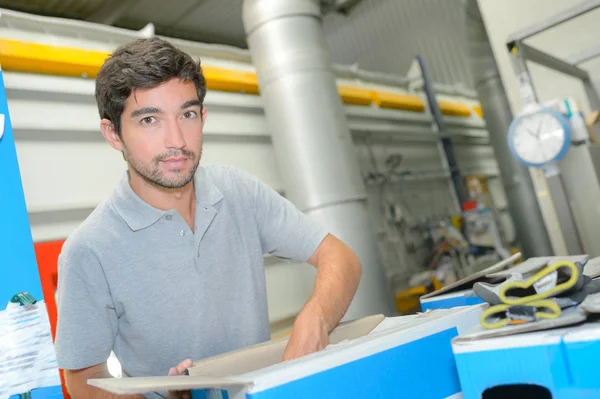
left=116, top=78, right=205, bottom=189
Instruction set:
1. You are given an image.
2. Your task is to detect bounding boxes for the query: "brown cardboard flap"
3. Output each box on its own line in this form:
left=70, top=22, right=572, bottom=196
left=188, top=314, right=385, bottom=378
left=87, top=375, right=251, bottom=395
left=421, top=252, right=521, bottom=299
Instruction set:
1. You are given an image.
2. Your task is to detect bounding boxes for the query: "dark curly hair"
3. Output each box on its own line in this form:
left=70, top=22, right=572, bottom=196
left=95, top=37, right=207, bottom=136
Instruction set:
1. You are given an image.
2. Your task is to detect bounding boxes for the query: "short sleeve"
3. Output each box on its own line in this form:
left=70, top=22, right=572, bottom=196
left=54, top=249, right=118, bottom=370
left=234, top=169, right=329, bottom=262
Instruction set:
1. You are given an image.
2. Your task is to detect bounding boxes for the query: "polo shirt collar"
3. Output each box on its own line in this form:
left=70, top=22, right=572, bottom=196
left=112, top=166, right=223, bottom=231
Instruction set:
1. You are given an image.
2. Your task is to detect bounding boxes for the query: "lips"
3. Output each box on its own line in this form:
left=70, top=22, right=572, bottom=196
left=162, top=157, right=188, bottom=168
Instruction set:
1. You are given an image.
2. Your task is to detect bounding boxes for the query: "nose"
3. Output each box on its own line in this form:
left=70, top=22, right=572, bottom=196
left=164, top=118, right=186, bottom=149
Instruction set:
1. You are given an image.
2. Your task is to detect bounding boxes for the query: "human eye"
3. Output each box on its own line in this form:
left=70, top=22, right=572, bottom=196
left=182, top=110, right=197, bottom=119
left=140, top=116, right=157, bottom=126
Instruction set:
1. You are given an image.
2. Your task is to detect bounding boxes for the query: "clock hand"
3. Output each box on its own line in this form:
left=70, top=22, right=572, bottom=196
left=526, top=128, right=537, bottom=137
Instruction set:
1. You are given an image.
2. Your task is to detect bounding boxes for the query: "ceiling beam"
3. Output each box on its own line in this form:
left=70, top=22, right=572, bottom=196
left=117, top=17, right=248, bottom=48
left=321, top=0, right=364, bottom=15
left=86, top=0, right=140, bottom=25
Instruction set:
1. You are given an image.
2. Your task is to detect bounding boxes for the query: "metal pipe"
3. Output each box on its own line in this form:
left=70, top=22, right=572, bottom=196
left=511, top=41, right=590, bottom=81
left=243, top=0, right=395, bottom=318
left=332, top=64, right=410, bottom=88
left=465, top=0, right=554, bottom=257
left=416, top=55, right=468, bottom=209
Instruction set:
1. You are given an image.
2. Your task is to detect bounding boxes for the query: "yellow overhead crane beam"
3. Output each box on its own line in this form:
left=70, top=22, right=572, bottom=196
left=0, top=39, right=108, bottom=78
left=370, top=90, right=425, bottom=113
left=0, top=39, right=480, bottom=118
left=438, top=100, right=472, bottom=117
left=337, top=85, right=373, bottom=106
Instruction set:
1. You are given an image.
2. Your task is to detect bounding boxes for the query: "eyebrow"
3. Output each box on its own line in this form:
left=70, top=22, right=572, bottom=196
left=181, top=100, right=202, bottom=110
left=130, top=100, right=202, bottom=119
left=130, top=107, right=161, bottom=119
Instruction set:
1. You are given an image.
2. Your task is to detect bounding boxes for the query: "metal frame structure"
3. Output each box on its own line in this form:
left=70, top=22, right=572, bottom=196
left=505, top=0, right=600, bottom=257
left=506, top=0, right=600, bottom=111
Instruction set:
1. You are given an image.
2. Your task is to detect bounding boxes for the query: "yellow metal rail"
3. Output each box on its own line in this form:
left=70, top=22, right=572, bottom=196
left=0, top=39, right=481, bottom=118
left=203, top=67, right=259, bottom=94
left=0, top=39, right=108, bottom=78
left=337, top=85, right=373, bottom=106
left=438, top=100, right=473, bottom=117
left=370, top=90, right=425, bottom=113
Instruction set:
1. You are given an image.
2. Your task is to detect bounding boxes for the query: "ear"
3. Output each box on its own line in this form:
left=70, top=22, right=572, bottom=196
left=100, top=119, right=124, bottom=151
left=201, top=106, right=207, bottom=123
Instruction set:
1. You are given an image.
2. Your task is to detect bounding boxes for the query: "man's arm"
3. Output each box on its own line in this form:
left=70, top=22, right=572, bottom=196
left=227, top=167, right=361, bottom=360
left=65, top=359, right=193, bottom=399
left=65, top=363, right=144, bottom=399
left=282, top=234, right=361, bottom=360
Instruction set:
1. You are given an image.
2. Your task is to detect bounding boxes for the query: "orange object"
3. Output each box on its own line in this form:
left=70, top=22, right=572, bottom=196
left=34, top=240, right=69, bottom=399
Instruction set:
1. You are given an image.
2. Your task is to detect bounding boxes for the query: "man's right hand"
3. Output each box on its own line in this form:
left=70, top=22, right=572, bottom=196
left=65, top=359, right=195, bottom=399
left=167, top=359, right=193, bottom=399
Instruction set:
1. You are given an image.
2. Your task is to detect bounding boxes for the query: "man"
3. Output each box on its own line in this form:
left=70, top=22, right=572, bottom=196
left=54, top=37, right=362, bottom=399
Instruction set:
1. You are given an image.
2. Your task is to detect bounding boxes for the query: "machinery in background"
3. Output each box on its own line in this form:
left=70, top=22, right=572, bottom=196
left=390, top=203, right=513, bottom=314
left=374, top=55, right=516, bottom=314
left=366, top=158, right=514, bottom=314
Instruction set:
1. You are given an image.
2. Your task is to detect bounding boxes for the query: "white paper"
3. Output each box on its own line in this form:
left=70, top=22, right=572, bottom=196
left=533, top=271, right=558, bottom=294
left=0, top=300, right=61, bottom=398
left=0, top=113, right=5, bottom=140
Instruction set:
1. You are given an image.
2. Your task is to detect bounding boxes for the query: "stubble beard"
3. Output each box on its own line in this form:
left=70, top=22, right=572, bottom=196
left=124, top=144, right=203, bottom=189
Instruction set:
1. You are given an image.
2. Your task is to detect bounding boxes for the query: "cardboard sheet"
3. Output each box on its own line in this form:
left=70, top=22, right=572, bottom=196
left=420, top=253, right=522, bottom=300
left=487, top=255, right=589, bottom=278
left=584, top=256, right=600, bottom=279
left=189, top=314, right=385, bottom=378
left=453, top=306, right=587, bottom=341
left=88, top=307, right=484, bottom=398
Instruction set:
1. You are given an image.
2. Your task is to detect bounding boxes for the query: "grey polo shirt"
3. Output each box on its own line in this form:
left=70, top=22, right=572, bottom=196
left=54, top=165, right=328, bottom=393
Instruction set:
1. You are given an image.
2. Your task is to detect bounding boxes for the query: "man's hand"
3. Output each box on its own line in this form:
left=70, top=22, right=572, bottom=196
left=167, top=359, right=193, bottom=399
left=282, top=307, right=330, bottom=361
left=281, top=234, right=361, bottom=362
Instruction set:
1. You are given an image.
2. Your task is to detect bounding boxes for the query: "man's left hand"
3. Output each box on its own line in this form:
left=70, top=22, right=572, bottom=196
left=282, top=310, right=330, bottom=361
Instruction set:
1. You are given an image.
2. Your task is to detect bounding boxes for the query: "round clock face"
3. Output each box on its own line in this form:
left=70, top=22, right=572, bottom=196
left=511, top=111, right=567, bottom=166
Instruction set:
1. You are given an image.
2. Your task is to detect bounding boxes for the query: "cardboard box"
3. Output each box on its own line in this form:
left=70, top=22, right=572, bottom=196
left=420, top=289, right=485, bottom=311
left=452, top=314, right=600, bottom=399
left=89, top=305, right=485, bottom=399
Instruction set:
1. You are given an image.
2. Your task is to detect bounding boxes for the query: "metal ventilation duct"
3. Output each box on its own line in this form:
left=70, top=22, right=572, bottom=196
left=465, top=0, right=553, bottom=257
left=243, top=0, right=395, bottom=318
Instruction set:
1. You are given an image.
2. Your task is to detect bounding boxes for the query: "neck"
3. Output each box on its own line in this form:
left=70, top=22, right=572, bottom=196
left=127, top=169, right=196, bottom=228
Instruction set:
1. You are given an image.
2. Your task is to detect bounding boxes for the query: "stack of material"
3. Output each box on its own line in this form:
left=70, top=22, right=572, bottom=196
left=473, top=256, right=600, bottom=330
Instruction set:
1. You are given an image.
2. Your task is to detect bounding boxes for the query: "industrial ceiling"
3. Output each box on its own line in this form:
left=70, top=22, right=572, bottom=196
left=0, top=0, right=473, bottom=87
